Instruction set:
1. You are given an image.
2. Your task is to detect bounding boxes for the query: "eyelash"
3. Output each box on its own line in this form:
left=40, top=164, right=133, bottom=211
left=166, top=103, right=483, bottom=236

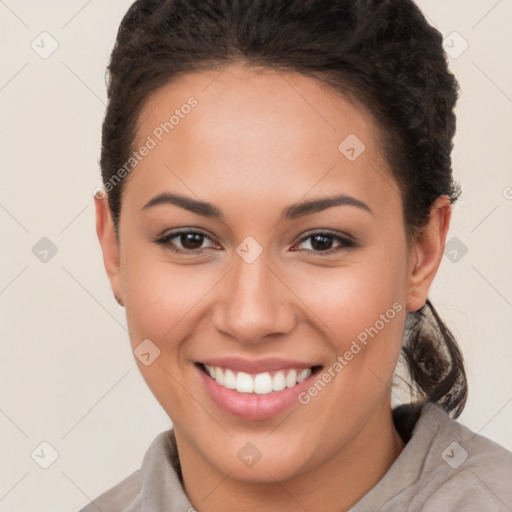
left=153, top=229, right=357, bottom=257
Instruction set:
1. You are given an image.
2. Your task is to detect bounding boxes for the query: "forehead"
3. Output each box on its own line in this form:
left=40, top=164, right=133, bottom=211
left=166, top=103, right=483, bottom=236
left=126, top=64, right=399, bottom=219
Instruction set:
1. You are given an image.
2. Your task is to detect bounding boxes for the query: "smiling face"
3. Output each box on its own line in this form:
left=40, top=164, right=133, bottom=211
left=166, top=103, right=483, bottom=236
left=96, top=63, right=450, bottom=487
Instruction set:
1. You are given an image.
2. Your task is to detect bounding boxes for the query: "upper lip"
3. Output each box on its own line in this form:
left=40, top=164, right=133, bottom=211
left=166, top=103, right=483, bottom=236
left=198, top=357, right=320, bottom=374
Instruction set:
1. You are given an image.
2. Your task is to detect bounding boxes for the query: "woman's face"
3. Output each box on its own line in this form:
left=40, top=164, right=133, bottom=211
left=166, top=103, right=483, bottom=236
left=96, top=64, right=448, bottom=482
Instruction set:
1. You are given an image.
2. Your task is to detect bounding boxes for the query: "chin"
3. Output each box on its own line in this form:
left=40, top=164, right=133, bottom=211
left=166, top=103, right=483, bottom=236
left=199, top=433, right=318, bottom=484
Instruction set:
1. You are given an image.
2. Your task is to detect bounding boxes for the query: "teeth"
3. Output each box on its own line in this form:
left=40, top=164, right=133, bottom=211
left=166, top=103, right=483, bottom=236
left=297, top=369, right=310, bottom=383
left=224, top=368, right=236, bottom=389
left=272, top=371, right=286, bottom=391
left=285, top=369, right=297, bottom=388
left=203, top=364, right=313, bottom=395
left=236, top=372, right=254, bottom=393
left=254, top=373, right=273, bottom=394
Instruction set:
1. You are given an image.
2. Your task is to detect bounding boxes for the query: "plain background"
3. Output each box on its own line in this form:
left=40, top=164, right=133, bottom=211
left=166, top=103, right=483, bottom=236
left=0, top=1, right=511, bottom=511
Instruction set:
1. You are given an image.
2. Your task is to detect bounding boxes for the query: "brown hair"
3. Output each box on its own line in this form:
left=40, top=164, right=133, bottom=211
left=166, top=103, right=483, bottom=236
left=100, top=0, right=468, bottom=418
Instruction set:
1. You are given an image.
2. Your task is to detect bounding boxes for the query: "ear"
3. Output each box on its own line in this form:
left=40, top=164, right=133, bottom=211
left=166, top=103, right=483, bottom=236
left=94, top=191, right=124, bottom=307
left=406, top=195, right=452, bottom=312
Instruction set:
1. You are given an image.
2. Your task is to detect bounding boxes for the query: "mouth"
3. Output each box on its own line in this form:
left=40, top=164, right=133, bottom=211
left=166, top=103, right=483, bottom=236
left=196, top=362, right=323, bottom=395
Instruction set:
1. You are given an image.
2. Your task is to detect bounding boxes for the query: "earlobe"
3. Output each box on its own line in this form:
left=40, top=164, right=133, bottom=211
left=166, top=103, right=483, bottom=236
left=406, top=196, right=452, bottom=312
left=94, top=192, right=124, bottom=307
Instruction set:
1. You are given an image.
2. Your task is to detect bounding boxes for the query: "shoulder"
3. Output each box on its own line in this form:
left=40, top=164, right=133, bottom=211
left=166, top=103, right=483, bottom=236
left=352, top=401, right=512, bottom=512
left=76, top=430, right=175, bottom=512
left=403, top=402, right=512, bottom=511
left=77, top=469, right=142, bottom=512
left=424, top=401, right=512, bottom=471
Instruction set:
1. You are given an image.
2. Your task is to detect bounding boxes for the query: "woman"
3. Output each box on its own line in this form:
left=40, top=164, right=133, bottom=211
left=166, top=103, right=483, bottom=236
left=82, top=0, right=512, bottom=510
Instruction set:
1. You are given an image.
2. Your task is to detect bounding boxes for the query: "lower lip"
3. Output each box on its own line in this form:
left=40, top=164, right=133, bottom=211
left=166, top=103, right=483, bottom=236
left=196, top=364, right=319, bottom=421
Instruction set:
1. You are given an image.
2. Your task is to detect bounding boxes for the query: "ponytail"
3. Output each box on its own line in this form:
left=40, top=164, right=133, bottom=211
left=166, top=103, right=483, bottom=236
left=402, top=299, right=468, bottom=418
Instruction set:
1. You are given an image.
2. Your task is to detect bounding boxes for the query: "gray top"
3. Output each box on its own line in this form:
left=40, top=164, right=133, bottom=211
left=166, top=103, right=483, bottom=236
left=78, top=402, right=512, bottom=511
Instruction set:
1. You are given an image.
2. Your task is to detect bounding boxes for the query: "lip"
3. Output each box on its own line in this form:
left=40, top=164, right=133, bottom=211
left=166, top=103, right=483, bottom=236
left=198, top=357, right=318, bottom=375
left=195, top=362, right=322, bottom=421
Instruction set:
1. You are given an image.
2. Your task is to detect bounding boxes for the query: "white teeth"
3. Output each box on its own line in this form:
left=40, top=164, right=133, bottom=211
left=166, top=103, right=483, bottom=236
left=254, top=373, right=273, bottom=394
left=285, top=369, right=297, bottom=388
left=272, top=371, right=286, bottom=391
left=203, top=364, right=314, bottom=395
left=297, top=368, right=312, bottom=383
left=235, top=372, right=254, bottom=393
left=224, top=368, right=236, bottom=389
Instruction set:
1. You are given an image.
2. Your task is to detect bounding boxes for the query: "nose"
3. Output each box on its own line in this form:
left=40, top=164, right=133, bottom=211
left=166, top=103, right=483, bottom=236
left=211, top=249, right=296, bottom=345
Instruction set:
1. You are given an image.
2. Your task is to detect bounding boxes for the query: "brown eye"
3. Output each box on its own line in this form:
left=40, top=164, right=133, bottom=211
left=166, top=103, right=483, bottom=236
left=177, top=232, right=205, bottom=250
left=292, top=231, right=357, bottom=256
left=154, top=230, right=216, bottom=253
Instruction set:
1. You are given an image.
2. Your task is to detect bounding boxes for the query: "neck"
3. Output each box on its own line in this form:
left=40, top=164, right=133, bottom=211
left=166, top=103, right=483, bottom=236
left=176, top=398, right=404, bottom=512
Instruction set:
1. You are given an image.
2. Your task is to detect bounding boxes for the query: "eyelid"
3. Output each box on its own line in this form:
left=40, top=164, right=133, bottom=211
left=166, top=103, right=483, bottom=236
left=293, top=231, right=357, bottom=255
left=295, top=228, right=355, bottom=244
left=154, top=228, right=218, bottom=250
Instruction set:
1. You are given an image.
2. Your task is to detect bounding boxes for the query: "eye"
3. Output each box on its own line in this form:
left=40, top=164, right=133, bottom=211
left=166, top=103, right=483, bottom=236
left=153, top=229, right=358, bottom=256
left=153, top=229, right=218, bottom=254
left=292, top=231, right=357, bottom=256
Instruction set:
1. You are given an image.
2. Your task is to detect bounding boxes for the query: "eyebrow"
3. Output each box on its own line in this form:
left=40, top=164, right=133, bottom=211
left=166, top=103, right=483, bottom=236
left=141, top=191, right=374, bottom=221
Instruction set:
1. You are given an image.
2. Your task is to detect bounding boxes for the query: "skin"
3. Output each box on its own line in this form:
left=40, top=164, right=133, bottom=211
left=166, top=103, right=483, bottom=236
left=95, top=63, right=451, bottom=512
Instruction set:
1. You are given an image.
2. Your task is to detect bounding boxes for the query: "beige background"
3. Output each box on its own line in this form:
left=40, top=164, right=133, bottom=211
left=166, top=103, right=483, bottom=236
left=1, top=1, right=511, bottom=510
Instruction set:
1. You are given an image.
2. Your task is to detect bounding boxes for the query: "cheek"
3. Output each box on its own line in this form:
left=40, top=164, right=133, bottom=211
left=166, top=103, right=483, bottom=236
left=293, top=251, right=407, bottom=339
left=288, top=246, right=408, bottom=391
left=121, top=255, right=213, bottom=418
left=121, top=243, right=209, bottom=341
